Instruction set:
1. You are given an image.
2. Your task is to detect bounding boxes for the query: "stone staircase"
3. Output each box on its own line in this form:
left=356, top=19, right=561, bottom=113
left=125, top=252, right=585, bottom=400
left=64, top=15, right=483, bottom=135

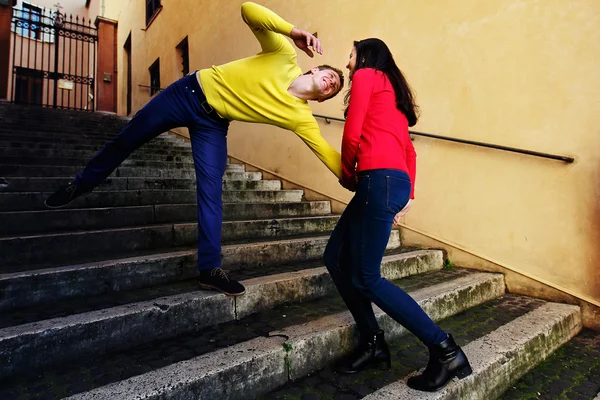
left=0, top=102, right=594, bottom=400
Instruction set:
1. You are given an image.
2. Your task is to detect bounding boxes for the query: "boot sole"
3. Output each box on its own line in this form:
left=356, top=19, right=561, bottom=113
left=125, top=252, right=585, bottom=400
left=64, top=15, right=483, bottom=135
left=407, top=363, right=473, bottom=392
left=198, top=283, right=246, bottom=297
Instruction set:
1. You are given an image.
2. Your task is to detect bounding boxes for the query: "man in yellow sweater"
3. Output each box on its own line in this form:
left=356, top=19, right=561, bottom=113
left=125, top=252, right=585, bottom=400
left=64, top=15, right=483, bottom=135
left=45, top=2, right=344, bottom=296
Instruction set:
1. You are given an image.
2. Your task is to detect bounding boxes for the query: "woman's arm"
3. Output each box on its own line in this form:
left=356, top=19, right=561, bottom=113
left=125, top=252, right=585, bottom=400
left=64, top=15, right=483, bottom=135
left=342, top=69, right=376, bottom=187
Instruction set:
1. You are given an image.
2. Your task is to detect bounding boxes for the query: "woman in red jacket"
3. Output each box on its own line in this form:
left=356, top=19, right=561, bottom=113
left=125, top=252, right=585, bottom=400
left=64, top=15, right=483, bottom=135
left=323, top=38, right=471, bottom=392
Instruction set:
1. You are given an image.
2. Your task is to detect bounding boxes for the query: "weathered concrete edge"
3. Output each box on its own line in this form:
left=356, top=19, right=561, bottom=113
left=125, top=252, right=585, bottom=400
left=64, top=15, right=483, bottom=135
left=1, top=249, right=438, bottom=339
left=363, top=302, right=582, bottom=400
left=237, top=249, right=444, bottom=319
left=1, top=227, right=339, bottom=311
left=64, top=267, right=492, bottom=400
left=0, top=249, right=438, bottom=379
left=65, top=335, right=288, bottom=400
left=0, top=291, right=236, bottom=380
left=283, top=272, right=506, bottom=379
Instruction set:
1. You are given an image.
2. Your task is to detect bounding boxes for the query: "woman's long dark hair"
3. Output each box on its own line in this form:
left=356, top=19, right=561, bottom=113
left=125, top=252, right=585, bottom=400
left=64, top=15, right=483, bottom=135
left=344, top=38, right=419, bottom=127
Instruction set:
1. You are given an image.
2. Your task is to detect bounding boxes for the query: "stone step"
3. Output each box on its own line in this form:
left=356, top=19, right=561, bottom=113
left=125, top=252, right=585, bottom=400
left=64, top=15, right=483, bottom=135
left=361, top=303, right=581, bottom=400
left=0, top=199, right=324, bottom=236
left=0, top=105, right=130, bottom=127
left=0, top=155, right=211, bottom=170
left=0, top=164, right=259, bottom=179
left=0, top=147, right=196, bottom=162
left=259, top=298, right=581, bottom=400
left=0, top=176, right=281, bottom=192
left=0, top=145, right=193, bottom=162
left=0, top=128, right=120, bottom=140
left=0, top=139, right=191, bottom=153
left=0, top=250, right=443, bottom=379
left=34, top=271, right=506, bottom=400
left=0, top=132, right=124, bottom=144
left=0, top=133, right=188, bottom=148
left=0, top=144, right=229, bottom=169
left=0, top=129, right=178, bottom=145
left=498, top=329, right=600, bottom=400
left=0, top=130, right=187, bottom=145
left=1, top=229, right=397, bottom=310
left=1, top=247, right=434, bottom=316
left=0, top=187, right=297, bottom=212
left=0, top=209, right=341, bottom=269
left=0, top=112, right=128, bottom=124
left=1, top=159, right=239, bottom=172
left=0, top=124, right=129, bottom=136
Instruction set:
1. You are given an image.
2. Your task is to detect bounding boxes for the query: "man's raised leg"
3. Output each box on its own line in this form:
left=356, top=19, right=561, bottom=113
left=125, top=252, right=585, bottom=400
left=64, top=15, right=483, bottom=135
left=45, top=77, right=193, bottom=208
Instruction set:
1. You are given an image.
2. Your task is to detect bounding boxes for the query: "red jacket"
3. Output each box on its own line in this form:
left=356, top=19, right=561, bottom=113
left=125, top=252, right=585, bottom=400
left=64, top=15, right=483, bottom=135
left=342, top=68, right=417, bottom=199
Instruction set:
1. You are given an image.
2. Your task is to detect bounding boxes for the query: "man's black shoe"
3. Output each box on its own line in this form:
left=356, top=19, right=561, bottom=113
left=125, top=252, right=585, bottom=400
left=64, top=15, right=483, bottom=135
left=44, top=182, right=94, bottom=209
left=198, top=267, right=246, bottom=296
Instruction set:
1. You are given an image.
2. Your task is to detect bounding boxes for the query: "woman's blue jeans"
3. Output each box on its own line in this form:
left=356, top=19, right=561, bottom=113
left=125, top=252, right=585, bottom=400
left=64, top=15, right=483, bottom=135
left=74, top=73, right=229, bottom=272
left=323, top=169, right=447, bottom=346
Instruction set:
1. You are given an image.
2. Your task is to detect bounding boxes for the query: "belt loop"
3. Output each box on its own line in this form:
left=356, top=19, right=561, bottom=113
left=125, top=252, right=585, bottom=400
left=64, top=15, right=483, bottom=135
left=201, top=101, right=214, bottom=114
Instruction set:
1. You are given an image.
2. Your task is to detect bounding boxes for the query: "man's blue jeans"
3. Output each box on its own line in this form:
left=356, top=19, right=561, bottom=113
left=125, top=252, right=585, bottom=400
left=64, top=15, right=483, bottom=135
left=324, top=169, right=447, bottom=346
left=74, top=73, right=229, bottom=272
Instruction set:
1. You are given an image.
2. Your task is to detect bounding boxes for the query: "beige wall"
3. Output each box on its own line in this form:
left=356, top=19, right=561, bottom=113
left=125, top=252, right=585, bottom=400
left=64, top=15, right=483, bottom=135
left=112, top=0, right=600, bottom=311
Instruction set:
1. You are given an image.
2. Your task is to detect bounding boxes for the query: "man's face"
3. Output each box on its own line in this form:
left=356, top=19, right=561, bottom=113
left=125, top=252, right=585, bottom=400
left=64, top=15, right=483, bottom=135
left=311, top=68, right=342, bottom=102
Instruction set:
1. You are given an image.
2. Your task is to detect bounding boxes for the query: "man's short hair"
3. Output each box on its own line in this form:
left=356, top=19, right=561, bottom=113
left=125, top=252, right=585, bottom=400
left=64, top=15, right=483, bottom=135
left=304, top=65, right=345, bottom=100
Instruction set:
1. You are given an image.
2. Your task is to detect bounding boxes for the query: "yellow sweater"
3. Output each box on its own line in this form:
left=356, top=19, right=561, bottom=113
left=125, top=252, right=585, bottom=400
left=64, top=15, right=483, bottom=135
left=199, top=2, right=342, bottom=179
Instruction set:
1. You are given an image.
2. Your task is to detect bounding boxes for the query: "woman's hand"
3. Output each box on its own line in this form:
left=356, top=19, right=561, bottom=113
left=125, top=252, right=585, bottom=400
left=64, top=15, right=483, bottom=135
left=393, top=199, right=412, bottom=226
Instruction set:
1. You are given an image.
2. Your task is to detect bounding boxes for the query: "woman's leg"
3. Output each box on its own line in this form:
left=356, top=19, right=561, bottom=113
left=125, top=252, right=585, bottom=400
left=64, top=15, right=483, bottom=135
left=348, top=169, right=447, bottom=346
left=324, top=196, right=380, bottom=339
left=348, top=169, right=471, bottom=390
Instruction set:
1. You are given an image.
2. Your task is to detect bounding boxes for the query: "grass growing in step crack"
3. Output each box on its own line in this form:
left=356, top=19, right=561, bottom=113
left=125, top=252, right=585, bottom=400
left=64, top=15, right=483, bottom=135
left=443, top=258, right=455, bottom=270
left=499, top=330, right=600, bottom=400
left=283, top=343, right=293, bottom=380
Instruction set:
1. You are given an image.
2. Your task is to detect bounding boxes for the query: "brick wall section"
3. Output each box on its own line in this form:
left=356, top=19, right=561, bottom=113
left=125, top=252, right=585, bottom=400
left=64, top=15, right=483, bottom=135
left=0, top=5, right=12, bottom=100
left=94, top=16, right=117, bottom=112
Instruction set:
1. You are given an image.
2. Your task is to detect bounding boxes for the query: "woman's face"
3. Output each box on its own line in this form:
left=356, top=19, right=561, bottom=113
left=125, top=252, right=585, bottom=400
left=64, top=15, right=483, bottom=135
left=346, top=46, right=357, bottom=79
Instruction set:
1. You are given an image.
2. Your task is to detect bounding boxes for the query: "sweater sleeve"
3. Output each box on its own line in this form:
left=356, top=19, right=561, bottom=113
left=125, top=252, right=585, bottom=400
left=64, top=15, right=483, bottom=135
left=294, top=120, right=343, bottom=179
left=241, top=2, right=295, bottom=54
left=342, top=69, right=375, bottom=184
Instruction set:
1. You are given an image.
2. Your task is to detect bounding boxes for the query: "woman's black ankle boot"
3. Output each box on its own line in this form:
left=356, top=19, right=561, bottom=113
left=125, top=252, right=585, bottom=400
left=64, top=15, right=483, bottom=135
left=335, top=330, right=392, bottom=374
left=407, top=334, right=472, bottom=392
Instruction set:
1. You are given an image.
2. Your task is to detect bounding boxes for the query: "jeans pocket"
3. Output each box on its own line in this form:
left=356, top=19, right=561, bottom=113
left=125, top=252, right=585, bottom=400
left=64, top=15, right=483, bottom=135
left=386, top=175, right=411, bottom=212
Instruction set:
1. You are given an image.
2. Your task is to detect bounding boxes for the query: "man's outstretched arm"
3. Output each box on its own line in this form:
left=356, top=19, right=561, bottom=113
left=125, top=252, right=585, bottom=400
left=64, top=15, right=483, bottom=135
left=295, top=121, right=343, bottom=179
left=241, top=2, right=321, bottom=56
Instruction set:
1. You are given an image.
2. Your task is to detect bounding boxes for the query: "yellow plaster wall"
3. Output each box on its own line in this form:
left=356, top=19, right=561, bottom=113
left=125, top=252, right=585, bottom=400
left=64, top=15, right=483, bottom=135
left=110, top=0, right=600, bottom=308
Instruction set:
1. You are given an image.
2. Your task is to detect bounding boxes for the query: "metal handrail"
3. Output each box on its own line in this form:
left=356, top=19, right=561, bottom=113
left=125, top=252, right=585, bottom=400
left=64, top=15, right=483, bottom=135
left=313, top=113, right=345, bottom=123
left=313, top=113, right=574, bottom=163
left=138, top=84, right=164, bottom=91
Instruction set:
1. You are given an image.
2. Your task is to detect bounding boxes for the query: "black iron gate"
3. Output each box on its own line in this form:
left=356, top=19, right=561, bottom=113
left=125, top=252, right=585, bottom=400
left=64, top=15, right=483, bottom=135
left=10, top=6, right=97, bottom=111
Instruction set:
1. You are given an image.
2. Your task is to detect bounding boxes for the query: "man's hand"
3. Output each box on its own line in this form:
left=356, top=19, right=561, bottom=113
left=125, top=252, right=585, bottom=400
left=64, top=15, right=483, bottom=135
left=290, top=27, right=322, bottom=57
left=393, top=199, right=412, bottom=226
